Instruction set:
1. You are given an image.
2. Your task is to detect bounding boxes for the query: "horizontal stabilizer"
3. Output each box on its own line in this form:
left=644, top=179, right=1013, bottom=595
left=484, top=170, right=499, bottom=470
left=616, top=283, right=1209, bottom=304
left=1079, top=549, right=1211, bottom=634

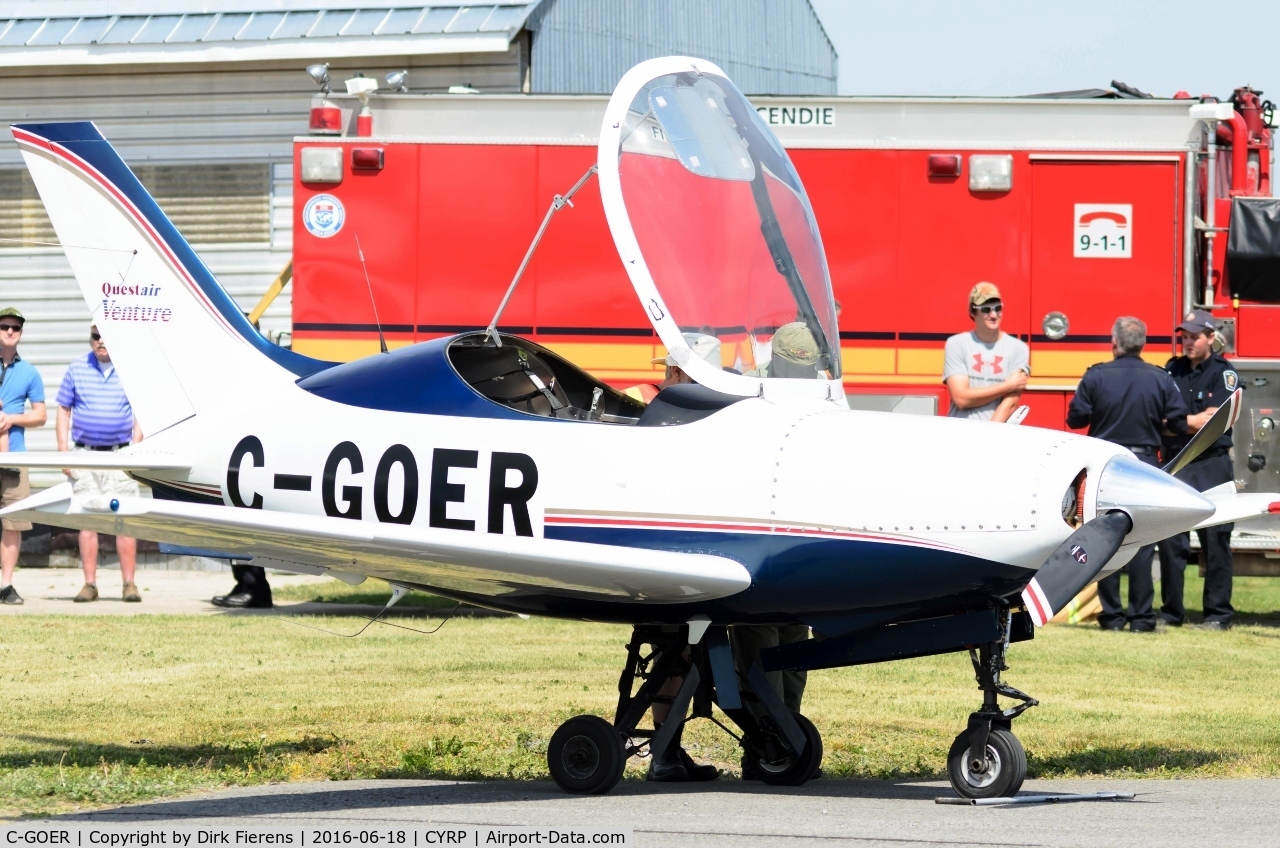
left=0, top=451, right=190, bottom=472
left=0, top=485, right=750, bottom=604
left=1193, top=484, right=1280, bottom=529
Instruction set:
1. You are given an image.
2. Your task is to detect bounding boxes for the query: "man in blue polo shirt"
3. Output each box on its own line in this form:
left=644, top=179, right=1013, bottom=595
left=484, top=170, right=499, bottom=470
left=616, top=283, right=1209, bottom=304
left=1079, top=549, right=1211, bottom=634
left=0, top=307, right=47, bottom=605
left=56, top=324, right=142, bottom=603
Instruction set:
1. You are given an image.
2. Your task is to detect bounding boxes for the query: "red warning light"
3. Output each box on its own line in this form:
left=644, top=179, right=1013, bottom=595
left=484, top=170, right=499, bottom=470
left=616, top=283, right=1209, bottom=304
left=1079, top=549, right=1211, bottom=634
left=352, top=148, right=384, bottom=170
left=927, top=154, right=961, bottom=178
left=309, top=105, right=343, bottom=135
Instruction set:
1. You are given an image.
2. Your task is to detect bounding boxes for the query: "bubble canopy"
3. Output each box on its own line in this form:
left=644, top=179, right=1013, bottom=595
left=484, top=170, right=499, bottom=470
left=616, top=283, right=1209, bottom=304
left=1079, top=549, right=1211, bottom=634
left=598, top=57, right=842, bottom=399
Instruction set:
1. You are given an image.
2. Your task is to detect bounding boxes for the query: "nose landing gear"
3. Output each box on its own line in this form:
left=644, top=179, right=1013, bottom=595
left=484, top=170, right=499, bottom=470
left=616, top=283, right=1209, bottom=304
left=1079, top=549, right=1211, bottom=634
left=947, top=610, right=1037, bottom=799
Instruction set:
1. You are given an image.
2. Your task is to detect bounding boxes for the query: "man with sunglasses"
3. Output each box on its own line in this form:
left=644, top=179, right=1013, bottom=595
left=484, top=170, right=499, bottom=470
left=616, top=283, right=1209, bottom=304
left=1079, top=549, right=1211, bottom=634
left=943, top=283, right=1030, bottom=422
left=0, top=307, right=47, bottom=605
left=56, top=325, right=143, bottom=603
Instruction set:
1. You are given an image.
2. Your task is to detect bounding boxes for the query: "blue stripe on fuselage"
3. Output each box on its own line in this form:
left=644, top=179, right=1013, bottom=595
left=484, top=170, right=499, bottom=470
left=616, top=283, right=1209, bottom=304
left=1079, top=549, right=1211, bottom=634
left=545, top=525, right=1034, bottom=618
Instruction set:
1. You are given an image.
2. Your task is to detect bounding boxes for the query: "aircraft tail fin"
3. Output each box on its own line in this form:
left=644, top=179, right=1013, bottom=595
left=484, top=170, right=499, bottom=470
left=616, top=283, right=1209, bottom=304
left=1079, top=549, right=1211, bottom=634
left=11, top=122, right=330, bottom=436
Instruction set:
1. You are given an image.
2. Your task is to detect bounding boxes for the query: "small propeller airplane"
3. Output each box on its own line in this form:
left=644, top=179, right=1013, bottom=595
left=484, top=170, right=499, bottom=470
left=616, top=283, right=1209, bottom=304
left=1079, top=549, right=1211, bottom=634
left=4, top=56, right=1276, bottom=799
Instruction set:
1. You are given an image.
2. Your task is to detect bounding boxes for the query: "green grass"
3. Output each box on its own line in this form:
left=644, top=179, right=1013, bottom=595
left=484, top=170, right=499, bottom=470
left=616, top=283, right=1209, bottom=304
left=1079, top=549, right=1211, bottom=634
left=0, top=575, right=1277, bottom=817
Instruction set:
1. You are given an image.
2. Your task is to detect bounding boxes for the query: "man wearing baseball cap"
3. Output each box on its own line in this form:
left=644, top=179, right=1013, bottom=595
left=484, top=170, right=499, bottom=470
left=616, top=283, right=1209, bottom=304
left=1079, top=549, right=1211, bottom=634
left=1157, top=310, right=1239, bottom=630
left=624, top=332, right=723, bottom=404
left=0, top=307, right=47, bottom=605
left=942, top=283, right=1029, bottom=421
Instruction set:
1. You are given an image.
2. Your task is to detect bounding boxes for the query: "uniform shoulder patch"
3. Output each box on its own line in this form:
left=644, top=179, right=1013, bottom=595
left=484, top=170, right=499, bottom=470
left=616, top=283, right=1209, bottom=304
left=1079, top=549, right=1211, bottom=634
left=1224, top=370, right=1239, bottom=391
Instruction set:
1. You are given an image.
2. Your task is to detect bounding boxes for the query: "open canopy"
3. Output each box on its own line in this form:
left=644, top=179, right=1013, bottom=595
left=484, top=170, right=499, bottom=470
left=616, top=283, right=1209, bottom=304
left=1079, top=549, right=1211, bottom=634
left=598, top=56, right=842, bottom=398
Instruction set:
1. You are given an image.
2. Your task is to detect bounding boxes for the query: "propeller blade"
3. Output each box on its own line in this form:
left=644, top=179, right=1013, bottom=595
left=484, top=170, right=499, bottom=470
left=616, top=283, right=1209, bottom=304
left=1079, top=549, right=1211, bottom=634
left=1021, top=510, right=1133, bottom=627
left=1162, top=388, right=1243, bottom=477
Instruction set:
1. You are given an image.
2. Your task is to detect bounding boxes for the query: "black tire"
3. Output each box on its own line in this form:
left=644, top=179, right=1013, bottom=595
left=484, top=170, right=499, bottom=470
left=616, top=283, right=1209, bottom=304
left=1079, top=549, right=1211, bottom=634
left=753, top=712, right=823, bottom=787
left=547, top=715, right=626, bottom=795
left=946, top=727, right=1027, bottom=799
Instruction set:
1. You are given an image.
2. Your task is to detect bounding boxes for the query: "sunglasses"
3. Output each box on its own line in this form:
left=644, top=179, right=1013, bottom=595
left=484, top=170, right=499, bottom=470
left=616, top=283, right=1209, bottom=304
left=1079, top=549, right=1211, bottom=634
left=973, top=303, right=1003, bottom=315
left=0, top=323, right=22, bottom=333
left=90, top=333, right=102, bottom=341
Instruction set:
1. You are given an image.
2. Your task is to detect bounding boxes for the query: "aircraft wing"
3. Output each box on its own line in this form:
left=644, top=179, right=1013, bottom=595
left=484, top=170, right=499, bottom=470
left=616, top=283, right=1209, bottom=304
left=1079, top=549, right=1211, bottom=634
left=0, top=451, right=190, bottom=471
left=1193, top=483, right=1280, bottom=529
left=0, top=484, right=750, bottom=603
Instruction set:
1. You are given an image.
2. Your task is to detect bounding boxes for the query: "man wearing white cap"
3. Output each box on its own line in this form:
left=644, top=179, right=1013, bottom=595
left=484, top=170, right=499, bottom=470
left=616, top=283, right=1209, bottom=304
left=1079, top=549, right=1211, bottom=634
left=943, top=282, right=1030, bottom=422
left=624, top=332, right=722, bottom=404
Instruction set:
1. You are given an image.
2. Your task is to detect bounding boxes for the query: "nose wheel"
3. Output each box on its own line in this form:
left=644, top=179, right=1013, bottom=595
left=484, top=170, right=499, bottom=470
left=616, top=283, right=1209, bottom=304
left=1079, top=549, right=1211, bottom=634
left=947, top=610, right=1036, bottom=799
left=947, top=726, right=1026, bottom=799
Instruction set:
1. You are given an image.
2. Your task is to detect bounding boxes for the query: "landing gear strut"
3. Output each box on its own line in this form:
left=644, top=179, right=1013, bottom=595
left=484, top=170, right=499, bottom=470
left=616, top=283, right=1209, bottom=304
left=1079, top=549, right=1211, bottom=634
left=947, top=609, right=1037, bottom=799
left=546, top=624, right=823, bottom=794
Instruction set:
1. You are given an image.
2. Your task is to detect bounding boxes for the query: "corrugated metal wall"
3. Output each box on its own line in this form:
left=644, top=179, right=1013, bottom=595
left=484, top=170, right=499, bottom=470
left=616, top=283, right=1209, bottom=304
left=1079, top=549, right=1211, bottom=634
left=528, top=0, right=835, bottom=95
left=0, top=50, right=523, bottom=488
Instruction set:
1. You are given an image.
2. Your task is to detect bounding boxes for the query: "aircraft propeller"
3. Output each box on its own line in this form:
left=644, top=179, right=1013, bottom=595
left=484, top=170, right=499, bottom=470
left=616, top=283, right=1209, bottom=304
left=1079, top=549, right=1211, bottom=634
left=1021, top=510, right=1131, bottom=626
left=1021, top=393, right=1242, bottom=626
left=1162, top=388, right=1243, bottom=477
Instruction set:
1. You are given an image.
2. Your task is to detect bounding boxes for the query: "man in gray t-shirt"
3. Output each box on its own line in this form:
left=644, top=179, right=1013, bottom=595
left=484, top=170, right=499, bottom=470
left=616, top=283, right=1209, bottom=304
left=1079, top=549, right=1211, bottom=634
left=942, top=282, right=1030, bottom=421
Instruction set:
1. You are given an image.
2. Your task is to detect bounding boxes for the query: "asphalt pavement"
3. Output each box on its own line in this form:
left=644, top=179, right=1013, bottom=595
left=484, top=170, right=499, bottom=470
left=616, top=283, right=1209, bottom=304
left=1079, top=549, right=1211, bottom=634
left=40, top=776, right=1280, bottom=847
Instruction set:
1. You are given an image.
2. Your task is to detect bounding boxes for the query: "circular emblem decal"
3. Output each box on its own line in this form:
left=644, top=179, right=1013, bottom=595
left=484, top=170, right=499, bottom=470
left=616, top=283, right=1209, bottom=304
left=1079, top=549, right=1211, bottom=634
left=303, top=194, right=344, bottom=238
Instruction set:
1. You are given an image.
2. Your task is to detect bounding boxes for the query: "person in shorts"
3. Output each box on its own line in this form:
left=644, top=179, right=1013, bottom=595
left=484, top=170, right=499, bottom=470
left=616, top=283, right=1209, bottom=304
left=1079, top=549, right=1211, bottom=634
left=0, top=307, right=47, bottom=605
left=943, top=282, right=1030, bottom=422
left=56, top=324, right=142, bottom=603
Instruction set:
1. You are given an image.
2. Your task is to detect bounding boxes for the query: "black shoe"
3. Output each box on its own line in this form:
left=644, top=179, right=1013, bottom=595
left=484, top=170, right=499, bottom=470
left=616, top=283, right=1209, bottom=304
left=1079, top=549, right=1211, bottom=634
left=1159, top=613, right=1183, bottom=627
left=1099, top=620, right=1125, bottom=631
left=678, top=748, right=719, bottom=781
left=0, top=585, right=22, bottom=605
left=211, top=591, right=273, bottom=609
left=740, top=755, right=761, bottom=781
left=646, top=754, right=689, bottom=782
left=1129, top=621, right=1161, bottom=633
left=1192, top=620, right=1231, bottom=631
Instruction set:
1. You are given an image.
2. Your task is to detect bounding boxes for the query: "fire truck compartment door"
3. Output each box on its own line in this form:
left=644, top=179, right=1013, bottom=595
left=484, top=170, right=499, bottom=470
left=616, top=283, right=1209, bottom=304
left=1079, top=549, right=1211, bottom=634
left=597, top=56, right=843, bottom=401
left=1227, top=197, right=1280, bottom=303
left=1029, top=159, right=1181, bottom=378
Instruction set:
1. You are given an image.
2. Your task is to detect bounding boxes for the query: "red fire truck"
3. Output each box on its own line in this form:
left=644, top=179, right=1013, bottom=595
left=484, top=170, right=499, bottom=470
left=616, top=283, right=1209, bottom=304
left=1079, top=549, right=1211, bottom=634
left=289, top=85, right=1280, bottom=566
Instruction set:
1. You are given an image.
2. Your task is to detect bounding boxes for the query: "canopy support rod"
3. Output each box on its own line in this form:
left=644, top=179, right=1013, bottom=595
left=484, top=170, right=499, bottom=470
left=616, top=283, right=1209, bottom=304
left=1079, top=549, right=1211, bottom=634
left=485, top=165, right=597, bottom=347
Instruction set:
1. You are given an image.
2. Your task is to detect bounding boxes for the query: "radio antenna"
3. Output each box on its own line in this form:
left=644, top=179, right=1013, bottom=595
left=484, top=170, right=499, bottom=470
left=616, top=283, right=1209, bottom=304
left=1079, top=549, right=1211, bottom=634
left=354, top=233, right=388, bottom=354
left=486, top=165, right=597, bottom=347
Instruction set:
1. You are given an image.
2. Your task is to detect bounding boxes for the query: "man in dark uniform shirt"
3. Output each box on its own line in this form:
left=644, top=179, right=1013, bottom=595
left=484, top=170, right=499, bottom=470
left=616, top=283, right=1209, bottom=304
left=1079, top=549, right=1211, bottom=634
left=1067, top=317, right=1189, bottom=632
left=1157, top=310, right=1239, bottom=630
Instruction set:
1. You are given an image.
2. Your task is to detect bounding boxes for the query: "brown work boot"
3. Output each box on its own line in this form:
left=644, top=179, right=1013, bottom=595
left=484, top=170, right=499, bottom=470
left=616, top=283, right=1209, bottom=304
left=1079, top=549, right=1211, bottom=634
left=74, top=584, right=99, bottom=603
left=122, top=581, right=141, bottom=603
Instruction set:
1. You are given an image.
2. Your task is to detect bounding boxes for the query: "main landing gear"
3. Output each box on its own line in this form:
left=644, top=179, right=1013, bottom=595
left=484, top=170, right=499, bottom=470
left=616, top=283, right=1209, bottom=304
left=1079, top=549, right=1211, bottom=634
left=546, top=624, right=823, bottom=794
left=946, top=610, right=1038, bottom=799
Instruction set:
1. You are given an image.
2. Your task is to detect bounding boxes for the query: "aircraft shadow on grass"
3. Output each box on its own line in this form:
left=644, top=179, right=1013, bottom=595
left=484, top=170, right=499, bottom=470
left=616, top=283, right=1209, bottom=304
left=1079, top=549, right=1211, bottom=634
left=5, top=734, right=339, bottom=771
